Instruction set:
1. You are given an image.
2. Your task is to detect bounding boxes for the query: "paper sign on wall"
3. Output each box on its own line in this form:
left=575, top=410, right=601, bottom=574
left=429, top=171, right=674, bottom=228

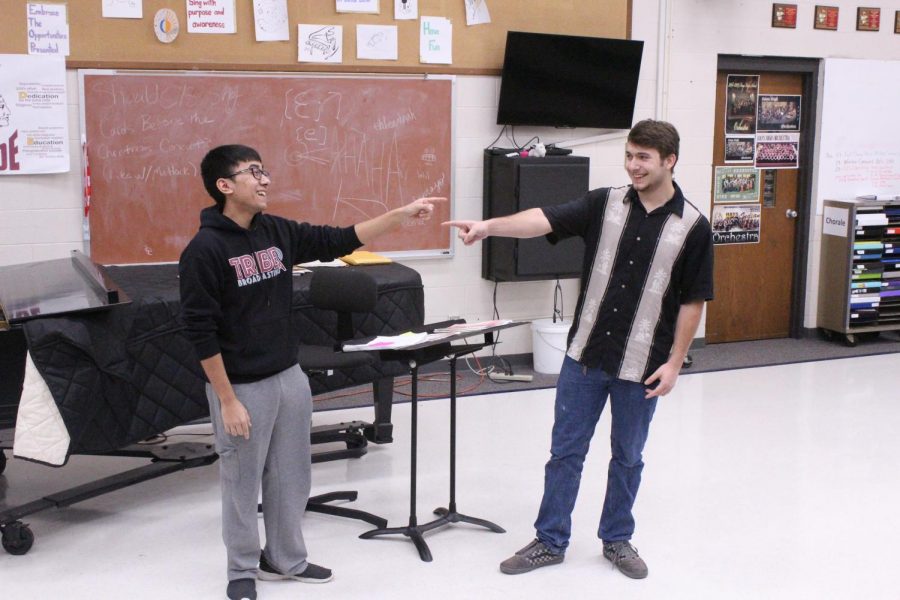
left=253, top=0, right=289, bottom=42
left=357, top=25, right=398, bottom=60
left=337, top=0, right=379, bottom=13
left=394, top=0, right=417, bottom=20
left=465, top=0, right=491, bottom=26
left=186, top=0, right=236, bottom=34
left=299, top=25, right=343, bottom=63
left=26, top=4, right=70, bottom=56
left=0, top=54, right=70, bottom=174
left=420, top=16, right=452, bottom=64
left=102, top=0, right=143, bottom=19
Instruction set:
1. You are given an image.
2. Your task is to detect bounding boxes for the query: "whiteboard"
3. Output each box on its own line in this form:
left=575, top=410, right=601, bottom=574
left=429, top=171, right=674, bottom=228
left=815, top=58, right=900, bottom=208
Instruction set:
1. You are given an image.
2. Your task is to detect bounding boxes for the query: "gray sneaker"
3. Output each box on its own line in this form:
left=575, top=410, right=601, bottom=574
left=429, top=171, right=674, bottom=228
left=499, top=539, right=565, bottom=575
left=602, top=540, right=648, bottom=579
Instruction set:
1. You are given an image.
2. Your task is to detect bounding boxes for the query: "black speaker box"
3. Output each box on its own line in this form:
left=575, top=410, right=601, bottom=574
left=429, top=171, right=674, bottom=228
left=482, top=151, right=588, bottom=281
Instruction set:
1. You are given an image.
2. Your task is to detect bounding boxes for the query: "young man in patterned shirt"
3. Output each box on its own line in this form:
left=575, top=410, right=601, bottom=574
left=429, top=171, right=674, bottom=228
left=445, top=120, right=714, bottom=580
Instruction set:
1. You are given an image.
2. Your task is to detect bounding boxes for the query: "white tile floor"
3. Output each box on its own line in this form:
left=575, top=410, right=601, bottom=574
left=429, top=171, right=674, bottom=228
left=3, top=354, right=900, bottom=599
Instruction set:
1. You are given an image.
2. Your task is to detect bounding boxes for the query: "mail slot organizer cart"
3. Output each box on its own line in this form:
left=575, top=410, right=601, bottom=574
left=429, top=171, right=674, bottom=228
left=818, top=198, right=900, bottom=346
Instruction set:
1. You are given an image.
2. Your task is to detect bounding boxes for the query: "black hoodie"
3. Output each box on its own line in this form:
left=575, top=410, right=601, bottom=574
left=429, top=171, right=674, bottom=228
left=178, top=206, right=362, bottom=382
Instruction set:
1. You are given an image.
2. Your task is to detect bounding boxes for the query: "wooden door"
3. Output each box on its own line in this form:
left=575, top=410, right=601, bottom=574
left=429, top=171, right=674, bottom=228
left=706, top=70, right=803, bottom=343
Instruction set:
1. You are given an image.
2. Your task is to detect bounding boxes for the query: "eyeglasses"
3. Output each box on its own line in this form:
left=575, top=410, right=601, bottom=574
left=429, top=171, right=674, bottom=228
left=226, top=165, right=270, bottom=180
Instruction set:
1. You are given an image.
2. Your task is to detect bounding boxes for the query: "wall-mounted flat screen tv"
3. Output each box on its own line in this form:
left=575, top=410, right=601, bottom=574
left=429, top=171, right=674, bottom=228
left=496, top=31, right=644, bottom=129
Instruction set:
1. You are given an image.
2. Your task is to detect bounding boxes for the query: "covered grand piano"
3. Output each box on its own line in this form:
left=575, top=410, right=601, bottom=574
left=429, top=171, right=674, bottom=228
left=0, top=251, right=423, bottom=554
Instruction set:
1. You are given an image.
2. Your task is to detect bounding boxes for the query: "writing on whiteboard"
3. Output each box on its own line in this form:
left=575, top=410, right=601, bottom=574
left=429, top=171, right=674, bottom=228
left=829, top=150, right=900, bottom=188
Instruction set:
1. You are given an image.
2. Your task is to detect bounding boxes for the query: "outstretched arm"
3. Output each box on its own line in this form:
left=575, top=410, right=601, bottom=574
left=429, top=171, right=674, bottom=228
left=354, top=197, right=446, bottom=245
left=443, top=208, right=552, bottom=245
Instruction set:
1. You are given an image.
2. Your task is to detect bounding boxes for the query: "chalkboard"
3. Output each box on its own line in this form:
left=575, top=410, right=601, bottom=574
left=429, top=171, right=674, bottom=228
left=816, top=58, right=900, bottom=206
left=80, top=71, right=453, bottom=264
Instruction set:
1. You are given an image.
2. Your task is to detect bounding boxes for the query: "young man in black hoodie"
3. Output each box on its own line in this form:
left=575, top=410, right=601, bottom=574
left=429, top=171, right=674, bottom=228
left=179, top=144, right=443, bottom=600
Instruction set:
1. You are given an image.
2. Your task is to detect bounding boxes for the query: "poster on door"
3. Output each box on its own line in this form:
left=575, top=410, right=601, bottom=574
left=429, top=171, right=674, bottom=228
left=725, top=135, right=755, bottom=164
left=714, top=166, right=760, bottom=203
left=725, top=74, right=758, bottom=135
left=711, top=204, right=760, bottom=245
left=755, top=132, right=799, bottom=169
left=757, top=94, right=801, bottom=132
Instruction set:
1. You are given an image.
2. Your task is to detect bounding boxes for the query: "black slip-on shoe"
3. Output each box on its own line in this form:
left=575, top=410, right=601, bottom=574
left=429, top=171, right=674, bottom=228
left=226, top=578, right=256, bottom=600
left=258, top=552, right=333, bottom=583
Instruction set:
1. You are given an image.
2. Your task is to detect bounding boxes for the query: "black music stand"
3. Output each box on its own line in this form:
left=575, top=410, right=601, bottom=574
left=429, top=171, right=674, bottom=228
left=353, top=320, right=526, bottom=562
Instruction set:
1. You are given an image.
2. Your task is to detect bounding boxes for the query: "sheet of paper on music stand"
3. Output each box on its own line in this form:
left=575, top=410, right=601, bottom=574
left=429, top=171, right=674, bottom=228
left=298, top=259, right=347, bottom=268
left=432, top=319, right=511, bottom=333
left=343, top=331, right=429, bottom=351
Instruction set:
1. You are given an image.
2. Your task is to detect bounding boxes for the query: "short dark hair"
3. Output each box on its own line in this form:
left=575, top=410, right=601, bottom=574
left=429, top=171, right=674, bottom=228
left=628, top=119, right=680, bottom=169
left=200, top=144, right=262, bottom=208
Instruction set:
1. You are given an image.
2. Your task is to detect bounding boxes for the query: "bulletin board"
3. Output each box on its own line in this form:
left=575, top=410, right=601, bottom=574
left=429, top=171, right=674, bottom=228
left=80, top=70, right=454, bottom=264
left=1, top=0, right=631, bottom=74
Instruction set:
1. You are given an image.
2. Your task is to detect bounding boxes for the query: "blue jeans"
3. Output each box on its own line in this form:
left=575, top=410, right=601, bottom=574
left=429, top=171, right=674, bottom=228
left=534, top=355, right=658, bottom=553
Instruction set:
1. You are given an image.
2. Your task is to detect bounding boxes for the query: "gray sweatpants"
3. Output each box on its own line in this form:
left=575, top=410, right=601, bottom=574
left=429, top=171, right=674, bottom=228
left=206, top=364, right=312, bottom=582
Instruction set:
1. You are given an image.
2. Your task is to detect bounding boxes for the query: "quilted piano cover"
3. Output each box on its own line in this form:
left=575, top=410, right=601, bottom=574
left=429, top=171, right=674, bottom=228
left=17, top=263, right=423, bottom=464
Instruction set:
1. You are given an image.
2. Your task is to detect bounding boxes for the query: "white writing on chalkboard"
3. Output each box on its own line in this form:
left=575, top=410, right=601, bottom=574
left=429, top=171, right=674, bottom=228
left=375, top=109, right=416, bottom=131
left=421, top=172, right=446, bottom=198
left=83, top=73, right=452, bottom=263
left=282, top=89, right=342, bottom=123
left=91, top=81, right=240, bottom=112
left=102, top=162, right=198, bottom=182
left=95, top=143, right=153, bottom=160
left=140, top=112, right=214, bottom=131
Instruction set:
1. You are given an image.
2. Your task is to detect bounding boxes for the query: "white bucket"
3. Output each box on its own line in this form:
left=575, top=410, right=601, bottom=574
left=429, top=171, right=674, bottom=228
left=531, top=318, right=570, bottom=375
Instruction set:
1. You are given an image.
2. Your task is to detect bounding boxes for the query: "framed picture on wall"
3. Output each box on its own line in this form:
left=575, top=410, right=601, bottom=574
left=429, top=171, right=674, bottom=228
left=772, top=3, right=798, bottom=28
left=856, top=7, right=880, bottom=31
left=814, top=6, right=839, bottom=30
left=895, top=10, right=900, bottom=34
